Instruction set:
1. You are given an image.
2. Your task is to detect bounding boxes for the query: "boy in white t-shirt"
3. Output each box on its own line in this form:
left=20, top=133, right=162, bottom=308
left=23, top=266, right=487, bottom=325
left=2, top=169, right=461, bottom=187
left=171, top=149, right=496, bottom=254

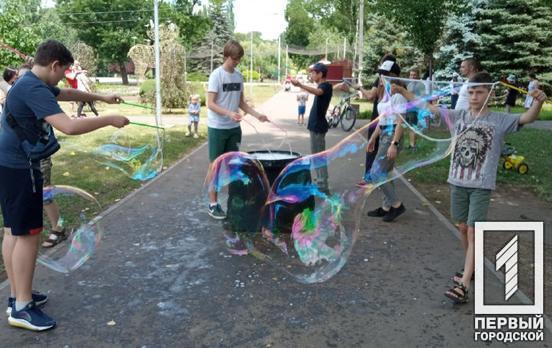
left=206, top=40, right=269, bottom=219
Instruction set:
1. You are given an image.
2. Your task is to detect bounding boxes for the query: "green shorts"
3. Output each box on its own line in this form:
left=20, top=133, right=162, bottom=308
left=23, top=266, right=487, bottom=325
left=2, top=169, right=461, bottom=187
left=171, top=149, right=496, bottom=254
left=450, top=184, right=491, bottom=227
left=208, top=127, right=242, bottom=162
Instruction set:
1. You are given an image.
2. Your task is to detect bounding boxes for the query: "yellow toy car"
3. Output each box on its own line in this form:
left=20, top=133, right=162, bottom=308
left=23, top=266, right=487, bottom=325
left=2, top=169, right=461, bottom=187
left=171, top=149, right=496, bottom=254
left=501, top=144, right=529, bottom=174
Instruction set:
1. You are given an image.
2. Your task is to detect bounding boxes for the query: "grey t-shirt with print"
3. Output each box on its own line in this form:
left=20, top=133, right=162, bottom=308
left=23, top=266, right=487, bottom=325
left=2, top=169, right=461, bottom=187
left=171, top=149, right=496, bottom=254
left=207, top=66, right=243, bottom=129
left=447, top=109, right=520, bottom=190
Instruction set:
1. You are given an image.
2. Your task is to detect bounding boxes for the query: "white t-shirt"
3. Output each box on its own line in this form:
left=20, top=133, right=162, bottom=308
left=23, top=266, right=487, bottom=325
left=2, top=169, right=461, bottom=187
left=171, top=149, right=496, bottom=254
left=377, top=93, right=408, bottom=126
left=455, top=83, right=469, bottom=110
left=207, top=66, right=243, bottom=129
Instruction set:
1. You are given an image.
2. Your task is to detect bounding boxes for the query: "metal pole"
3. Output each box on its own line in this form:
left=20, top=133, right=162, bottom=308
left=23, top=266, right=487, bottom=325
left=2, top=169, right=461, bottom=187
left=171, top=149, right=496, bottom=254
left=343, top=37, right=347, bottom=60
left=325, top=37, right=328, bottom=60
left=285, top=44, right=288, bottom=79
left=277, top=35, right=281, bottom=83
left=210, top=40, right=214, bottom=73
left=358, top=0, right=364, bottom=84
left=153, top=0, right=162, bottom=126
left=249, top=31, right=253, bottom=96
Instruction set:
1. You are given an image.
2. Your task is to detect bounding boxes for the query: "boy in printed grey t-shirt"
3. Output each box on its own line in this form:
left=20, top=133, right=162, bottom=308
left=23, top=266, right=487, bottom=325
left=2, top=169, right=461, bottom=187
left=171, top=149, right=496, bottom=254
left=391, top=71, right=546, bottom=305
left=439, top=72, right=546, bottom=304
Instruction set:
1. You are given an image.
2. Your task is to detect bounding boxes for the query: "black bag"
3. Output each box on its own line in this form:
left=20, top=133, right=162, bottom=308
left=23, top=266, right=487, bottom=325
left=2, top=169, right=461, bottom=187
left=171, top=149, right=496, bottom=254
left=4, top=109, right=60, bottom=161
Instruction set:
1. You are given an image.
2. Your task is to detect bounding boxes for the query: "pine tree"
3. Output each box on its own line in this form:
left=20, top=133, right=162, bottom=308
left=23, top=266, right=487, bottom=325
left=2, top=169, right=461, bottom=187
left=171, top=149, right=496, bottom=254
left=188, top=0, right=234, bottom=74
left=435, top=0, right=484, bottom=76
left=475, top=0, right=552, bottom=82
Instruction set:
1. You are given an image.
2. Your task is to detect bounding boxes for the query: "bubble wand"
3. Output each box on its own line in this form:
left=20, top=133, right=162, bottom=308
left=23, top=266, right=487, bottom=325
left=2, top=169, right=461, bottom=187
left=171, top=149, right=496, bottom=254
left=121, top=100, right=155, bottom=110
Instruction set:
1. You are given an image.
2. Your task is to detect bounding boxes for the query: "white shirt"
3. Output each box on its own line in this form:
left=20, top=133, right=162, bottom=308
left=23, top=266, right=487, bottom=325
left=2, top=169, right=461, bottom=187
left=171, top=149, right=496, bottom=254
left=455, top=83, right=470, bottom=110
left=377, top=93, right=408, bottom=126
left=207, top=66, right=244, bottom=129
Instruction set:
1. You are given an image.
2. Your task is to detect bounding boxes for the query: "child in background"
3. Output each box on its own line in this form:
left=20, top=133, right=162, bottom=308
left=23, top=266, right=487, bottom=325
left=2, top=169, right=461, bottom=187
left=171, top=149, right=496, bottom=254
left=187, top=94, right=201, bottom=138
left=296, top=91, right=308, bottom=125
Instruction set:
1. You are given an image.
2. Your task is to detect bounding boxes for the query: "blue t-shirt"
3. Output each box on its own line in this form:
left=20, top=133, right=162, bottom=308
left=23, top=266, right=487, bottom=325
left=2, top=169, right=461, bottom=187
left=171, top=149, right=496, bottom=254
left=307, top=81, right=333, bottom=134
left=188, top=102, right=200, bottom=116
left=0, top=71, right=62, bottom=169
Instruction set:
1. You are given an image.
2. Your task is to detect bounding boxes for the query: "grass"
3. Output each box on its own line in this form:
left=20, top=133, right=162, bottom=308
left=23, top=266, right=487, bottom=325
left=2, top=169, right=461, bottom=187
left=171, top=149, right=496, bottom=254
left=405, top=128, right=552, bottom=202
left=490, top=104, right=552, bottom=120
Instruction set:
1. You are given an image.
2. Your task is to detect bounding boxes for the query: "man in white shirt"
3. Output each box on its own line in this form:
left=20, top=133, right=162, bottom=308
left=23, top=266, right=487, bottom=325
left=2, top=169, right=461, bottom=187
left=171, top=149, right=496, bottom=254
left=455, top=58, right=481, bottom=111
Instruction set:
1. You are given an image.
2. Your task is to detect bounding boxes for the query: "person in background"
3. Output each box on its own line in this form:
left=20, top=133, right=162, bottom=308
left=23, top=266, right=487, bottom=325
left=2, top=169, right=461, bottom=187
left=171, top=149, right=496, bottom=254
left=504, top=74, right=519, bottom=113
left=524, top=73, right=540, bottom=109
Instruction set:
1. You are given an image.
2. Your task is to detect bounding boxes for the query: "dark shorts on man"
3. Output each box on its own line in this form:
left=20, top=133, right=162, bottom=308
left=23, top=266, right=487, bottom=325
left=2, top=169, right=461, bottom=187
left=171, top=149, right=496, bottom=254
left=208, top=127, right=242, bottom=162
left=0, top=165, right=43, bottom=236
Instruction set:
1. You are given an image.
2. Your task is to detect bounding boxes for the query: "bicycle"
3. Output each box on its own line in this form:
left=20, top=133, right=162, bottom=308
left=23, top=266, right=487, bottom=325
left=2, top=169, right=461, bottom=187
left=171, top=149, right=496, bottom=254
left=326, top=93, right=358, bottom=131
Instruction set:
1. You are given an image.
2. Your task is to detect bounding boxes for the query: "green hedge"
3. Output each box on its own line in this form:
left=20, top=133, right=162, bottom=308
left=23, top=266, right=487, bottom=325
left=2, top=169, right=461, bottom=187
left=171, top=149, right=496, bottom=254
left=186, top=71, right=208, bottom=82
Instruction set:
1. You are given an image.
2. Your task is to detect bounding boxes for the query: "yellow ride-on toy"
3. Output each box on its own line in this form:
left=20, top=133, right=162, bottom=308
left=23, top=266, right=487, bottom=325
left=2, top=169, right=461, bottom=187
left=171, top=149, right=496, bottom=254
left=501, top=144, right=529, bottom=174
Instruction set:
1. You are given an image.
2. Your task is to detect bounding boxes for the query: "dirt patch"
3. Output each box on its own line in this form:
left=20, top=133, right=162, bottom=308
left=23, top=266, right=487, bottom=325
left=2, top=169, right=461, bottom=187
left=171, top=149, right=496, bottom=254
left=414, top=182, right=552, bottom=317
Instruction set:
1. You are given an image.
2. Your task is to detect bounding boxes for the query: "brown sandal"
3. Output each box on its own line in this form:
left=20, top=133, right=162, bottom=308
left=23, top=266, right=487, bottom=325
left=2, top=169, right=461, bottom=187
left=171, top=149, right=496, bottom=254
left=42, top=229, right=67, bottom=248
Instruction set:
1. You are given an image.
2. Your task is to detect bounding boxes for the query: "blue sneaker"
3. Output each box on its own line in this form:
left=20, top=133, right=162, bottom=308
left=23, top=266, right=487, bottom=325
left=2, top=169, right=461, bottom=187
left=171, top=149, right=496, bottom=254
left=6, top=291, right=48, bottom=316
left=8, top=301, right=56, bottom=331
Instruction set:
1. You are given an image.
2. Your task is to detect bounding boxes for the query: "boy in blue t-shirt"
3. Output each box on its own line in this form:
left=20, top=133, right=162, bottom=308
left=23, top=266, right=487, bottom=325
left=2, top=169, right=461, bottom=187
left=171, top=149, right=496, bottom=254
left=0, top=40, right=128, bottom=331
left=187, top=94, right=201, bottom=138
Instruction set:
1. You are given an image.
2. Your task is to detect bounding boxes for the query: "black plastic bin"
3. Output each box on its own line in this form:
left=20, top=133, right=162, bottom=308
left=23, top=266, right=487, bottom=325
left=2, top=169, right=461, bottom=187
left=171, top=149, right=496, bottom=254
left=226, top=150, right=314, bottom=234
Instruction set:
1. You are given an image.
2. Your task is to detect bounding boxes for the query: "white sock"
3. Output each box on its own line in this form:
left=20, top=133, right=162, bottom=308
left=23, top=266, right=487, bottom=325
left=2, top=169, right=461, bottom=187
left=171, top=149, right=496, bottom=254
left=209, top=203, right=218, bottom=208
left=15, top=300, right=31, bottom=311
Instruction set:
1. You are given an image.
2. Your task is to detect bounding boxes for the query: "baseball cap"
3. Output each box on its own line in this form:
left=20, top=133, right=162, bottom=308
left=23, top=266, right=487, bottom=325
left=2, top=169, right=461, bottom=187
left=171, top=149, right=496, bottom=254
left=378, top=60, right=401, bottom=76
left=310, top=62, right=328, bottom=75
left=507, top=74, right=516, bottom=82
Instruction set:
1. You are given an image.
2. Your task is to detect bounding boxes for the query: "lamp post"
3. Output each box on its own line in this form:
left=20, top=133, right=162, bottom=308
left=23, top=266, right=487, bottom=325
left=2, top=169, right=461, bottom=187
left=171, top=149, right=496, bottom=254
left=153, top=0, right=161, bottom=126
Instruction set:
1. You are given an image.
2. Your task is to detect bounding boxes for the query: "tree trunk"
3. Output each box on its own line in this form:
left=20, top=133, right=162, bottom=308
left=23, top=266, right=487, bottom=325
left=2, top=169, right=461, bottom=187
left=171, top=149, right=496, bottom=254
left=120, top=62, right=129, bottom=85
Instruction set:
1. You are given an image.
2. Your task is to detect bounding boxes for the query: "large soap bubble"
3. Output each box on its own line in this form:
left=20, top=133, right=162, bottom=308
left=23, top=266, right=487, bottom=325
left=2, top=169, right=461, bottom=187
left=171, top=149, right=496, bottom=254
left=38, top=185, right=102, bottom=273
left=93, top=127, right=163, bottom=181
left=204, top=75, right=495, bottom=283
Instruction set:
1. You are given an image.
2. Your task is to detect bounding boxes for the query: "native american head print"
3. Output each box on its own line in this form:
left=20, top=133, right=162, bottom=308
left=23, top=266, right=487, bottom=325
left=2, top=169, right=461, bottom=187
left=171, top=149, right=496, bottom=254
left=451, top=125, right=493, bottom=182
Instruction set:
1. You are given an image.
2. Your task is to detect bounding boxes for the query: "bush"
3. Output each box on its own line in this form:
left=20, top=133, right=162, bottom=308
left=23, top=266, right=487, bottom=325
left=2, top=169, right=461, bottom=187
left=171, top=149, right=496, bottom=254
left=187, top=71, right=208, bottom=82
left=242, top=70, right=261, bottom=82
left=139, top=79, right=155, bottom=105
left=187, top=81, right=207, bottom=106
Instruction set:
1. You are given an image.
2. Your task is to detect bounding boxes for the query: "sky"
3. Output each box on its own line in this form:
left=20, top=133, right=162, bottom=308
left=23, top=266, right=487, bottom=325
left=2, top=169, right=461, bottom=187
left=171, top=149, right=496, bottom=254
left=233, top=0, right=288, bottom=40
left=41, top=0, right=288, bottom=40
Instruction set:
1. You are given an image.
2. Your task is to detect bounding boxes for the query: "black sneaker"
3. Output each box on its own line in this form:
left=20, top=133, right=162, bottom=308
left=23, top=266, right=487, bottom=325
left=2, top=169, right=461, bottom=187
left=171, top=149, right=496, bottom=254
left=6, top=291, right=48, bottom=316
left=8, top=301, right=56, bottom=331
left=208, top=203, right=226, bottom=220
left=367, top=207, right=388, bottom=217
left=382, top=204, right=406, bottom=222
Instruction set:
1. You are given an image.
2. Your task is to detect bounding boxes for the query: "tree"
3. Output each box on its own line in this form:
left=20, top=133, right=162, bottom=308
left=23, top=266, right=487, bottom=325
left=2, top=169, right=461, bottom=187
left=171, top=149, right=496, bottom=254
left=0, top=0, right=42, bottom=67
left=187, top=0, right=234, bottom=74
left=362, top=11, right=423, bottom=79
left=164, top=0, right=211, bottom=48
left=57, top=0, right=152, bottom=84
left=474, top=0, right=552, bottom=83
left=435, top=0, right=483, bottom=77
left=374, top=0, right=459, bottom=77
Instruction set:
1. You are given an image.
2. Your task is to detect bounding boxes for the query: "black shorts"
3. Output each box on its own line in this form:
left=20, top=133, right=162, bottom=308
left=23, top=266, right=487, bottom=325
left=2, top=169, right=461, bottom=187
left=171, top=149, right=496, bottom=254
left=0, top=165, right=43, bottom=236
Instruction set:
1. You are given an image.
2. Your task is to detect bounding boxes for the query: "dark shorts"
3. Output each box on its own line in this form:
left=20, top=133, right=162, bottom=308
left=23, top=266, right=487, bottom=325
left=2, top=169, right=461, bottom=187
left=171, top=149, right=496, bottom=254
left=298, top=105, right=306, bottom=115
left=208, top=127, right=242, bottom=162
left=0, top=165, right=44, bottom=236
left=405, top=111, right=418, bottom=127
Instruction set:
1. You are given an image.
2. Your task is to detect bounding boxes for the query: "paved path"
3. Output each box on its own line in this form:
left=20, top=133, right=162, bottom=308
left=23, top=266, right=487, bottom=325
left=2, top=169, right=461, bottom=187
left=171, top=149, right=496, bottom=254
left=0, top=91, right=550, bottom=347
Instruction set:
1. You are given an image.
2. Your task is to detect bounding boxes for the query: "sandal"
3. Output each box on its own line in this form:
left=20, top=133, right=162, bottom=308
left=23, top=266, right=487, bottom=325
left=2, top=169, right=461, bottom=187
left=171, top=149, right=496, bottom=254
left=445, top=282, right=469, bottom=304
left=41, top=229, right=67, bottom=248
left=452, top=269, right=474, bottom=284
